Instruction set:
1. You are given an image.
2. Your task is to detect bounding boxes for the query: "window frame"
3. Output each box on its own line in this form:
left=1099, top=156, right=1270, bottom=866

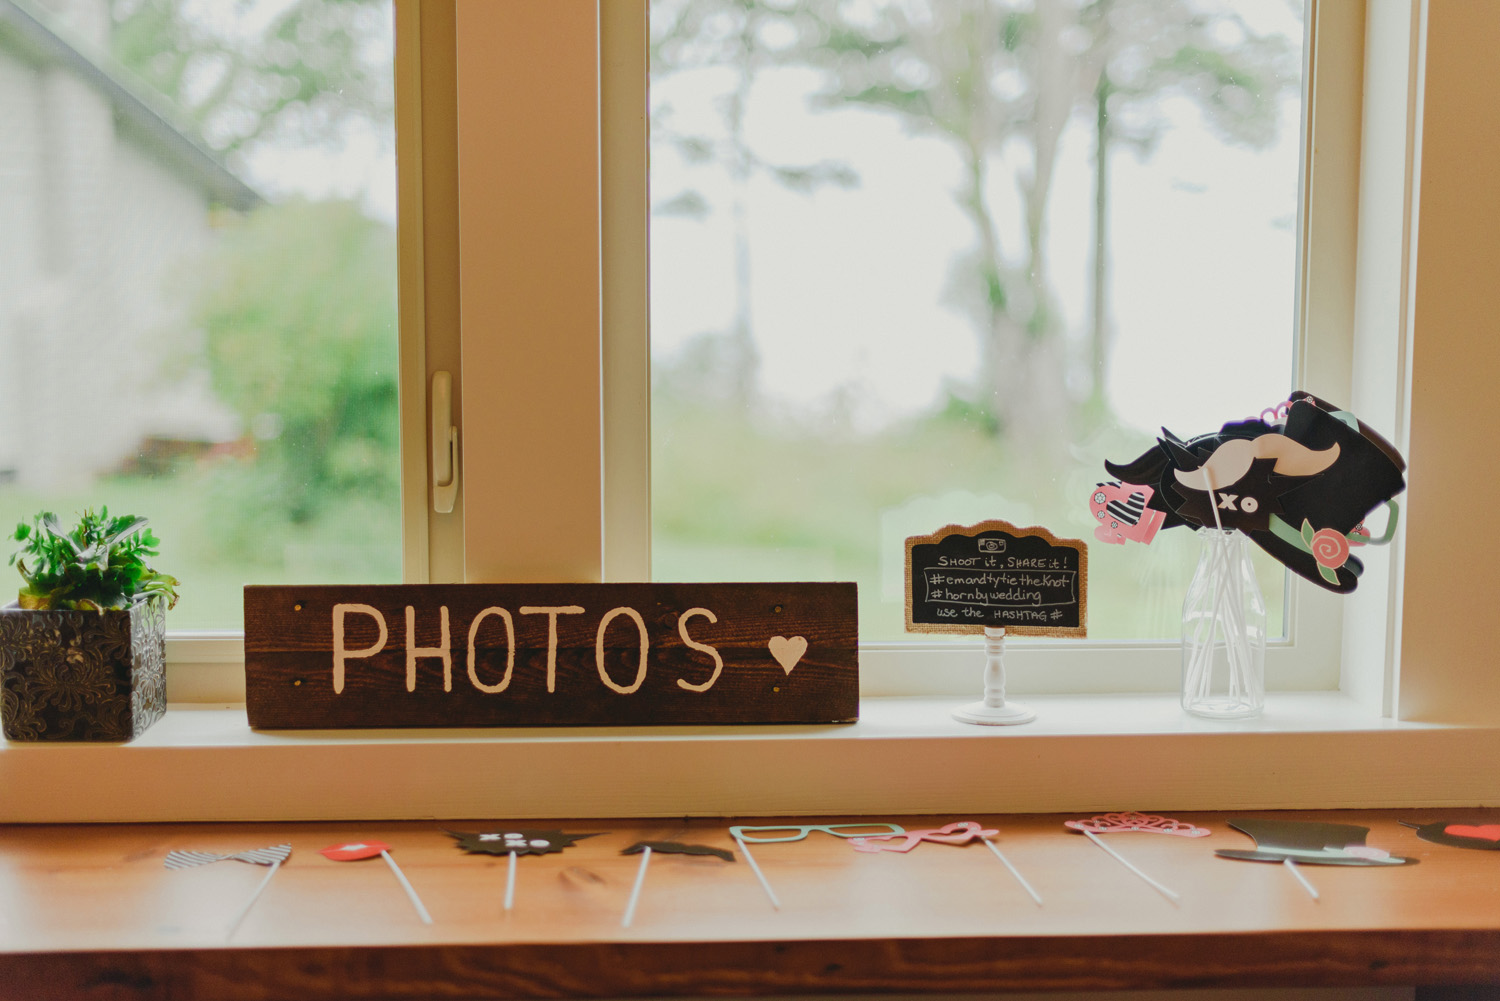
left=163, top=0, right=1481, bottom=730
left=18, top=0, right=1500, bottom=825
left=448, top=0, right=1363, bottom=700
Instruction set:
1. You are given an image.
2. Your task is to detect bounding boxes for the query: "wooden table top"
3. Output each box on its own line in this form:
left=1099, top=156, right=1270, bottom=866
left=3, top=809, right=1500, bottom=999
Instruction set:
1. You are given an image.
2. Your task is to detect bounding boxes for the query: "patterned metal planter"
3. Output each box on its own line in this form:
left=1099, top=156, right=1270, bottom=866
left=0, top=597, right=167, bottom=741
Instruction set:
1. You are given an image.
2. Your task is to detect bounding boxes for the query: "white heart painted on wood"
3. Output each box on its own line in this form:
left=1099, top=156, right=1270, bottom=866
left=768, top=635, right=808, bottom=675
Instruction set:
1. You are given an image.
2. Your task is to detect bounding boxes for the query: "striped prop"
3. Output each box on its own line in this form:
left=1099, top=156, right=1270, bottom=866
left=1103, top=482, right=1148, bottom=525
left=164, top=844, right=292, bottom=870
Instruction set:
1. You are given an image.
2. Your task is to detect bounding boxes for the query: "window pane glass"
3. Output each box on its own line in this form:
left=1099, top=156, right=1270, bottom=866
left=0, top=0, right=397, bottom=630
left=649, top=0, right=1302, bottom=641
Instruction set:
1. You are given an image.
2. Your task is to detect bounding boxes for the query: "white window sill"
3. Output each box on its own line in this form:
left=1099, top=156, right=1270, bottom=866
left=3, top=692, right=1495, bottom=823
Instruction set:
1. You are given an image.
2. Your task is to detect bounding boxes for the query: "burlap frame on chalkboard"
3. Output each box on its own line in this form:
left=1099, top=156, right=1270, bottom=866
left=904, top=519, right=1088, bottom=638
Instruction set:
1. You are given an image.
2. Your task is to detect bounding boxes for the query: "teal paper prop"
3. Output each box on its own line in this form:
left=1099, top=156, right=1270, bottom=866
left=730, top=822, right=906, bottom=910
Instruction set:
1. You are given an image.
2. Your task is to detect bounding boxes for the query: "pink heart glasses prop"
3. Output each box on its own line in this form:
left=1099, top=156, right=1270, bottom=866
left=849, top=821, right=1042, bottom=907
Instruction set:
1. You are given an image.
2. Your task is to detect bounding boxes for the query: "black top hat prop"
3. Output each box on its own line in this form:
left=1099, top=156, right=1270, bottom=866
left=1216, top=818, right=1415, bottom=866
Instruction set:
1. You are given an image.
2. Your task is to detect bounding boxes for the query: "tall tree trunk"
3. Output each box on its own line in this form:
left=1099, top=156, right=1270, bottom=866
left=963, top=139, right=1021, bottom=437
left=1009, top=0, right=1073, bottom=448
left=724, top=5, right=759, bottom=410
left=1089, top=69, right=1112, bottom=410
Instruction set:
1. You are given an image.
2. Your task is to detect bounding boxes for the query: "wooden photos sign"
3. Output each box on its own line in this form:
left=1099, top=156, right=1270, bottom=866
left=905, top=520, right=1087, bottom=637
left=244, top=583, right=857, bottom=728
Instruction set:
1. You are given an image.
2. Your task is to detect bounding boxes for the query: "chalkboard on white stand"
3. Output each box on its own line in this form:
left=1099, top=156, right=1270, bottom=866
left=905, top=520, right=1088, bottom=726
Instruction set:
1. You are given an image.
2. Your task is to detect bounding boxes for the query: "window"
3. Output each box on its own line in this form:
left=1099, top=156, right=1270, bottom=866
left=647, top=0, right=1304, bottom=648
left=46, top=0, right=1474, bottom=728
left=448, top=0, right=1366, bottom=702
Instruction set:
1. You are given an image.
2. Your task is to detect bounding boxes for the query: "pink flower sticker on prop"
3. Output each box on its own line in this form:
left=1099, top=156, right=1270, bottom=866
left=1310, top=528, right=1350, bottom=569
left=1299, top=519, right=1351, bottom=585
left=1064, top=812, right=1211, bottom=838
left=849, top=821, right=999, bottom=853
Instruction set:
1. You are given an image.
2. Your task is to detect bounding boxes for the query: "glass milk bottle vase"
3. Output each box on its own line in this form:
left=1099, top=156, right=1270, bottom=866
left=1181, top=529, right=1266, bottom=718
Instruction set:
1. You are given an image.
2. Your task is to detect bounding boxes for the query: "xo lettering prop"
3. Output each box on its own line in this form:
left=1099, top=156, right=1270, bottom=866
left=244, top=583, right=857, bottom=728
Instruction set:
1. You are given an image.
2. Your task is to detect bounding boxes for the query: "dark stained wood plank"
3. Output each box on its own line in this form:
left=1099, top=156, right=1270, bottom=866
left=244, top=583, right=858, bottom=728
left=5, top=932, right=1500, bottom=1000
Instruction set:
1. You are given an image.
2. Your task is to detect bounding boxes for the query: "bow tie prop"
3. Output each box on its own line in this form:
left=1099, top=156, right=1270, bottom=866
left=164, top=844, right=292, bottom=940
left=1216, top=818, right=1416, bottom=901
left=847, top=821, right=1043, bottom=906
left=320, top=840, right=432, bottom=924
left=446, top=828, right=601, bottom=912
left=620, top=841, right=735, bottom=928
left=1064, top=812, right=1211, bottom=904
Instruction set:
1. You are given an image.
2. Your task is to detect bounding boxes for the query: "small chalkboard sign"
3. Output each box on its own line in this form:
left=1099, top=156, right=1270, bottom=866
left=905, top=520, right=1088, bottom=637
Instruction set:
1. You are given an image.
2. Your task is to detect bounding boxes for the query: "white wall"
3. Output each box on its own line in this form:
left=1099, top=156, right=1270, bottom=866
left=0, top=43, right=238, bottom=490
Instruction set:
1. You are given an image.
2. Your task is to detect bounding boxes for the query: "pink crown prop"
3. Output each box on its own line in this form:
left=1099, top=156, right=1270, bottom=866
left=1063, top=811, right=1211, bottom=838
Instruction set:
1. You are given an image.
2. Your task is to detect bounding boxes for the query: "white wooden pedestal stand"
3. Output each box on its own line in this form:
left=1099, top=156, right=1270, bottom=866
left=952, top=626, right=1036, bottom=725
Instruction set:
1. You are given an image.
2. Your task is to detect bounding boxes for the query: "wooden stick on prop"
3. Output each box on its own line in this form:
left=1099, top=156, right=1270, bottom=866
left=1063, top=813, right=1212, bottom=906
left=320, top=841, right=432, bottom=924
left=729, top=823, right=906, bottom=911
left=848, top=821, right=1044, bottom=907
left=445, top=828, right=602, bottom=914
left=164, top=844, right=292, bottom=940
left=619, top=841, right=735, bottom=928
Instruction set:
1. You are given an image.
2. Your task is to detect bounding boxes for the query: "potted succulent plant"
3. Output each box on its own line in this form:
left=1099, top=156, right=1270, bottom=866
left=1, top=509, right=179, bottom=741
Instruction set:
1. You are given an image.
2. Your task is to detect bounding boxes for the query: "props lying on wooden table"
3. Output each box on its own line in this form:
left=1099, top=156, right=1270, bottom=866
left=446, top=828, right=601, bottom=911
left=1097, top=391, right=1406, bottom=593
left=320, top=840, right=432, bottom=924
left=164, top=844, right=292, bottom=940
left=848, top=820, right=997, bottom=852
left=1217, top=819, right=1416, bottom=901
left=1402, top=820, right=1500, bottom=851
left=620, top=841, right=735, bottom=928
left=1064, top=812, right=1210, bottom=904
left=729, top=823, right=906, bottom=910
left=1216, top=819, right=1414, bottom=866
left=1065, top=812, right=1211, bottom=838
left=847, top=820, right=1043, bottom=906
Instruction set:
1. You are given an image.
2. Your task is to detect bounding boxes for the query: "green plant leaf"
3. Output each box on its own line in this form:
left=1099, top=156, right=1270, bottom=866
left=8, top=509, right=179, bottom=612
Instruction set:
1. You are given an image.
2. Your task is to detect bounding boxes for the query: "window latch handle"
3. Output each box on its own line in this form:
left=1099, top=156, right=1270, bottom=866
left=431, top=371, right=459, bottom=514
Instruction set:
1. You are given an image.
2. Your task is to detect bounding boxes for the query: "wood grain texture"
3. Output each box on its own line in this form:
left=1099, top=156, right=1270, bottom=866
left=4, top=810, right=1500, bottom=997
left=4, top=932, right=1500, bottom=1000
left=244, top=583, right=857, bottom=728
